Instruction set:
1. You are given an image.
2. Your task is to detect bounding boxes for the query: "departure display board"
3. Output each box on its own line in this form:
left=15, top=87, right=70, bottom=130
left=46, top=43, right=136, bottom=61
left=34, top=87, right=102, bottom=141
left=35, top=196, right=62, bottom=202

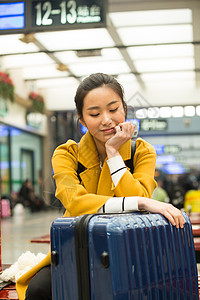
left=0, top=0, right=107, bottom=34
left=0, top=2, right=25, bottom=31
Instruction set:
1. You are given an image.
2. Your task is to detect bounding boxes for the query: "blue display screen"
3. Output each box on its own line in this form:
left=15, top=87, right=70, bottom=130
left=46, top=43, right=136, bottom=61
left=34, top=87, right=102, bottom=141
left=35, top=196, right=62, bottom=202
left=162, top=163, right=185, bottom=175
left=156, top=155, right=175, bottom=164
left=153, top=144, right=165, bottom=155
left=0, top=2, right=25, bottom=30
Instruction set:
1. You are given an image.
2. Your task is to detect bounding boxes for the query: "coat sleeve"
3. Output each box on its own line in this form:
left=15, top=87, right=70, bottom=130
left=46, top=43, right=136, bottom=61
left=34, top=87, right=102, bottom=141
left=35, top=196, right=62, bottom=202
left=52, top=140, right=110, bottom=217
left=113, top=138, right=157, bottom=198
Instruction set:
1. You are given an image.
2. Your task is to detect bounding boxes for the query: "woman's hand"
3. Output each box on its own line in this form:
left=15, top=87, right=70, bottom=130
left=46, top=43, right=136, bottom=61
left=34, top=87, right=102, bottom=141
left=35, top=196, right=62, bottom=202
left=105, top=122, right=135, bottom=159
left=138, top=197, right=185, bottom=228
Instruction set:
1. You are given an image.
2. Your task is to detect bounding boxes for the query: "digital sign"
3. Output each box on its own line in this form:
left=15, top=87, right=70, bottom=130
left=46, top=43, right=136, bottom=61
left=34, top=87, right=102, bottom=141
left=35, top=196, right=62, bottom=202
left=162, top=163, right=185, bottom=175
left=153, top=144, right=165, bottom=155
left=0, top=2, right=25, bottom=30
left=0, top=0, right=107, bottom=34
left=153, top=144, right=181, bottom=155
left=140, top=119, right=168, bottom=131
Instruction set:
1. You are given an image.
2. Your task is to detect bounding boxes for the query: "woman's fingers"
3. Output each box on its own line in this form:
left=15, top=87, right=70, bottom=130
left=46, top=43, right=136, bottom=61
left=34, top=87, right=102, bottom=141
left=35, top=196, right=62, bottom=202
left=163, top=205, right=184, bottom=228
left=118, top=122, right=135, bottom=138
left=106, top=122, right=134, bottom=153
left=162, top=210, right=177, bottom=226
left=139, top=198, right=185, bottom=228
left=168, top=204, right=185, bottom=228
left=115, top=125, right=121, bottom=133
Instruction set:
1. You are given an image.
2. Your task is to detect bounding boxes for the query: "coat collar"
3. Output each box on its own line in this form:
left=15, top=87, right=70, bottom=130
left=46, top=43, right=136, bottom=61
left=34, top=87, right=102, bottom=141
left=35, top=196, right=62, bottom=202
left=77, top=132, right=132, bottom=196
left=78, top=131, right=132, bottom=168
left=78, top=131, right=100, bottom=168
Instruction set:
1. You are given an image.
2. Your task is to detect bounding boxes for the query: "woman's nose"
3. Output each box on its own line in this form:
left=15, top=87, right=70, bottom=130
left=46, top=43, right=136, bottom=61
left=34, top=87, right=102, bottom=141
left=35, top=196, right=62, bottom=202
left=101, top=112, right=112, bottom=125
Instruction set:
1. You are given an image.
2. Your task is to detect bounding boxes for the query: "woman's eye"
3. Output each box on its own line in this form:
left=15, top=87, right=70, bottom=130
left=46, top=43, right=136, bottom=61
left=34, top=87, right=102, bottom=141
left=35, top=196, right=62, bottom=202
left=110, top=107, right=118, bottom=112
left=90, top=113, right=100, bottom=117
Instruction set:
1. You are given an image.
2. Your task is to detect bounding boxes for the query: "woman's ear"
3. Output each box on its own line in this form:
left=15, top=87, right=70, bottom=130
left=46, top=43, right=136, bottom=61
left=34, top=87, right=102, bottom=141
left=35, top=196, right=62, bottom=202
left=78, top=115, right=87, bottom=128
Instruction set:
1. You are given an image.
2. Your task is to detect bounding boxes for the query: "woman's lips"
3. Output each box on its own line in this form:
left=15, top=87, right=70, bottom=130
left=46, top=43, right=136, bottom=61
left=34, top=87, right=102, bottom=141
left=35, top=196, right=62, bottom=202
left=101, top=127, right=115, bottom=134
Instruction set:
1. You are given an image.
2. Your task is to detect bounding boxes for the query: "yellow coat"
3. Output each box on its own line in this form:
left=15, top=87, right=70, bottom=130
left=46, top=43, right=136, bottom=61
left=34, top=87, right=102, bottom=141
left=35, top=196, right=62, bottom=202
left=16, top=131, right=157, bottom=299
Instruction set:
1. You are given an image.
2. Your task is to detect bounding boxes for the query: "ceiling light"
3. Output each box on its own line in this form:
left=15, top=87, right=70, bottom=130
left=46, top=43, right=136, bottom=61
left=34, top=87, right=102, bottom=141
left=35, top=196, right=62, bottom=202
left=117, top=73, right=137, bottom=83
left=35, top=28, right=114, bottom=51
left=22, top=65, right=68, bottom=79
left=148, top=107, right=159, bottom=118
left=141, top=71, right=195, bottom=82
left=3, top=53, right=54, bottom=68
left=134, top=57, right=194, bottom=73
left=69, top=60, right=130, bottom=77
left=172, top=106, right=184, bottom=117
left=0, top=34, right=39, bottom=54
left=109, top=9, right=192, bottom=27
left=36, top=77, right=78, bottom=88
left=160, top=107, right=172, bottom=118
left=127, top=44, right=194, bottom=60
left=117, top=25, right=193, bottom=46
left=135, top=108, right=148, bottom=119
left=196, top=106, right=200, bottom=116
left=184, top=106, right=195, bottom=117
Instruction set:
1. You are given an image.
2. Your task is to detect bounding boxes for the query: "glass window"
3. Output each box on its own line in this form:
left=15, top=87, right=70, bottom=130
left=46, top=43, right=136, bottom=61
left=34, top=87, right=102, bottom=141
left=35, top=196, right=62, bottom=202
left=10, top=128, right=42, bottom=194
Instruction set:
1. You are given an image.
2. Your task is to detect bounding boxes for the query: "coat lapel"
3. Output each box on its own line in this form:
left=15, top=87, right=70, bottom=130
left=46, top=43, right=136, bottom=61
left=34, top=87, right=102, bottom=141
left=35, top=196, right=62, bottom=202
left=96, top=162, right=114, bottom=196
left=77, top=132, right=132, bottom=196
left=77, top=132, right=100, bottom=194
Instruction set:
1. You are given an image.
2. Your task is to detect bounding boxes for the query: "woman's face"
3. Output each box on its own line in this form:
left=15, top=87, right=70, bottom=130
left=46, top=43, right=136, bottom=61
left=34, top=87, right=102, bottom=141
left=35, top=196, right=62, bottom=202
left=79, top=85, right=126, bottom=145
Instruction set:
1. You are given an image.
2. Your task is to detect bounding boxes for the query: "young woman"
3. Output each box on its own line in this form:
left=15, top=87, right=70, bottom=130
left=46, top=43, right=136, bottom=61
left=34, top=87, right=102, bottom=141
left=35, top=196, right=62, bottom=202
left=16, top=73, right=184, bottom=300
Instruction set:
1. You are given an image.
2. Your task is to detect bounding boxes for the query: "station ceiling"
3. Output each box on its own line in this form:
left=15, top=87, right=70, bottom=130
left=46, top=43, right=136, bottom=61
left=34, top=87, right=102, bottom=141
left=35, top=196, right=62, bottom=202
left=0, top=0, right=200, bottom=111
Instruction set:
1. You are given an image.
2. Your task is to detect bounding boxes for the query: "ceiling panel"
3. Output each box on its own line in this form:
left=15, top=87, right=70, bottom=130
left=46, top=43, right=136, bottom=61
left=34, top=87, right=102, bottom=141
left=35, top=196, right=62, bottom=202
left=3, top=53, right=54, bottom=68
left=35, top=28, right=115, bottom=51
left=69, top=59, right=131, bottom=77
left=117, top=24, right=193, bottom=46
left=134, top=57, right=195, bottom=72
left=127, top=44, right=194, bottom=60
left=141, top=71, right=196, bottom=81
left=36, top=77, right=78, bottom=88
left=109, top=9, right=192, bottom=26
left=0, top=34, right=39, bottom=54
left=54, top=47, right=123, bottom=64
left=22, top=64, right=68, bottom=80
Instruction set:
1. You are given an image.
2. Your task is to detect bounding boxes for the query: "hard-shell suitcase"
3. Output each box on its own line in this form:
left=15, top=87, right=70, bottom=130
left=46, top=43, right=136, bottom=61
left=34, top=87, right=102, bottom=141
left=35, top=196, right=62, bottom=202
left=51, top=212, right=199, bottom=300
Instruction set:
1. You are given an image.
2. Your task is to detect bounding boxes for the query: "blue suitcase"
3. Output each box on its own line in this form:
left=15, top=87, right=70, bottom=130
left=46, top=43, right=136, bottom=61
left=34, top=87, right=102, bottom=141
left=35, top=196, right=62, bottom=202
left=51, top=212, right=199, bottom=300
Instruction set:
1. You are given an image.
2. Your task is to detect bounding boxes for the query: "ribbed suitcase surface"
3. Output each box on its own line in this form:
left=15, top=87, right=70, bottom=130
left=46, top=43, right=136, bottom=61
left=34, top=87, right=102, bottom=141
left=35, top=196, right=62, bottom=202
left=51, top=212, right=199, bottom=300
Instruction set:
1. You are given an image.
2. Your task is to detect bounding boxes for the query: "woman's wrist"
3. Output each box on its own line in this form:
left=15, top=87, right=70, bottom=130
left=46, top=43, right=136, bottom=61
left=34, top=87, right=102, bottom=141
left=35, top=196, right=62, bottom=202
left=106, top=145, right=120, bottom=159
left=138, top=197, right=145, bottom=210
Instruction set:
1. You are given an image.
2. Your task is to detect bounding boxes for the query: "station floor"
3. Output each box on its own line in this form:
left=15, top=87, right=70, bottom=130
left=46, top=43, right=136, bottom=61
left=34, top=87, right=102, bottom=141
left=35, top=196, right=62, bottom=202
left=1, top=209, right=61, bottom=264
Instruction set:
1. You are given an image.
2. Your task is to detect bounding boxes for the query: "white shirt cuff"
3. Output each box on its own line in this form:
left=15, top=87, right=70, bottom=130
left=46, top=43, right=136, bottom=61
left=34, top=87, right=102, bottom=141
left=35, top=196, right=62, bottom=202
left=107, top=155, right=127, bottom=186
left=97, top=197, right=139, bottom=213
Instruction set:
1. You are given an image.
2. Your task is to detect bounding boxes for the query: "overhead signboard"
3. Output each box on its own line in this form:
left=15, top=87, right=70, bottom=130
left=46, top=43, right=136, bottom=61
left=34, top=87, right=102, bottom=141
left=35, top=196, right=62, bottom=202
left=140, top=119, right=168, bottom=132
left=164, top=145, right=182, bottom=154
left=153, top=144, right=182, bottom=154
left=0, top=2, right=25, bottom=31
left=0, top=0, right=107, bottom=34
